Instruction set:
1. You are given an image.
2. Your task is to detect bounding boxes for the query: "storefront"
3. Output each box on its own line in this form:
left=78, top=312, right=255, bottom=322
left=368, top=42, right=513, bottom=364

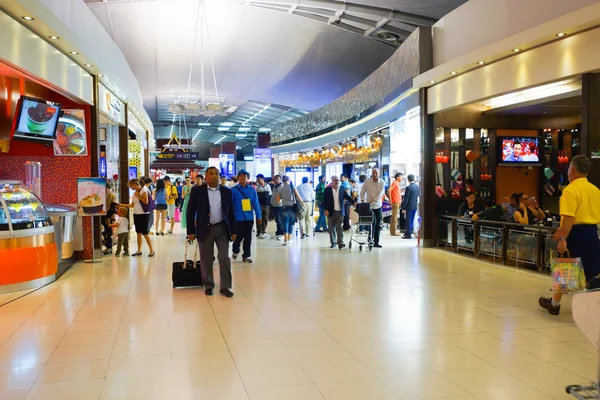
left=98, top=83, right=126, bottom=198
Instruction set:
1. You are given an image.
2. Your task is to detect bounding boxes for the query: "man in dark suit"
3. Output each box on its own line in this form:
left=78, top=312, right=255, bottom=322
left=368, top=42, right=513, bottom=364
left=187, top=166, right=237, bottom=297
left=401, top=174, right=419, bottom=239
left=323, top=176, right=356, bottom=249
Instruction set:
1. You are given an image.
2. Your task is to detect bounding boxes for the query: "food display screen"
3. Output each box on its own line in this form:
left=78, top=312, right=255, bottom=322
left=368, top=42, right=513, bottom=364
left=13, top=97, right=61, bottom=141
left=499, top=137, right=542, bottom=165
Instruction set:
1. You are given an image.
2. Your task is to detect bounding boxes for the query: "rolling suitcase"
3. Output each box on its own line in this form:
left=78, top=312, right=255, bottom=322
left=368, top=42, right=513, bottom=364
left=172, top=241, right=203, bottom=288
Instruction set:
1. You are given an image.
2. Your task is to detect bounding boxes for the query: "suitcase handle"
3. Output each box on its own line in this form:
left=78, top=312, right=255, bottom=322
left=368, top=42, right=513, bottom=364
left=183, top=240, right=188, bottom=264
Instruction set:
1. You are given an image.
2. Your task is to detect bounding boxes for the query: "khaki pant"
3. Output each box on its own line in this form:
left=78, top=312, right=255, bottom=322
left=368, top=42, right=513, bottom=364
left=299, top=201, right=314, bottom=236
left=390, top=203, right=401, bottom=235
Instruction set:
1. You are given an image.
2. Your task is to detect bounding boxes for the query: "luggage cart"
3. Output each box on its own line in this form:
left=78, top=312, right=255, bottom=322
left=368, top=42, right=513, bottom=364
left=566, top=288, right=599, bottom=400
left=349, top=203, right=373, bottom=251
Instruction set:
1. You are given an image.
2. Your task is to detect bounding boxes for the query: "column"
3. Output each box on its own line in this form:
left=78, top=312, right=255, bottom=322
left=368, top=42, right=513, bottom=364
left=582, top=73, right=600, bottom=186
left=119, top=106, right=129, bottom=205
left=144, top=130, right=149, bottom=177
left=90, top=76, right=102, bottom=257
left=420, top=88, right=436, bottom=248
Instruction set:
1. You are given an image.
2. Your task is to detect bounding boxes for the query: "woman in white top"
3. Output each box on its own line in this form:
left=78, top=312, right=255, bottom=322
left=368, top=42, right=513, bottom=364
left=120, top=178, right=155, bottom=257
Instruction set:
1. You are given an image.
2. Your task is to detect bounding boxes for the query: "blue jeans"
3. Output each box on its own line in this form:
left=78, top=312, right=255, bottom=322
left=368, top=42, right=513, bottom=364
left=316, top=203, right=328, bottom=231
left=272, top=207, right=283, bottom=236
left=405, top=209, right=417, bottom=237
left=280, top=207, right=296, bottom=235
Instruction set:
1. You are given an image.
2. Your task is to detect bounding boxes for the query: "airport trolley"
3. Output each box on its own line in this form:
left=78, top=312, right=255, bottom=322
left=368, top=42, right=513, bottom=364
left=349, top=203, right=374, bottom=251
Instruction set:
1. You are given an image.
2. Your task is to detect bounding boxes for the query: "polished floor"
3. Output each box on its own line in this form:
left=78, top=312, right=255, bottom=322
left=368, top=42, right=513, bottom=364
left=0, top=226, right=596, bottom=400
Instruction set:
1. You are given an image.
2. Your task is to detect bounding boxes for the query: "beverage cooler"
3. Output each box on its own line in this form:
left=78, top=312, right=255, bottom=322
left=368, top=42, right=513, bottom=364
left=0, top=182, right=58, bottom=293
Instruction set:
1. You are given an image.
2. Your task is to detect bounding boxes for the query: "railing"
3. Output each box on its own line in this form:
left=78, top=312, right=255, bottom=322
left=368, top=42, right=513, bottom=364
left=436, top=215, right=559, bottom=272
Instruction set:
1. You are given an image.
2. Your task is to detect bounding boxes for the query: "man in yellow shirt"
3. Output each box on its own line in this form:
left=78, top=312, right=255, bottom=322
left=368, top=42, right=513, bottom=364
left=539, top=155, right=600, bottom=315
left=163, top=176, right=178, bottom=234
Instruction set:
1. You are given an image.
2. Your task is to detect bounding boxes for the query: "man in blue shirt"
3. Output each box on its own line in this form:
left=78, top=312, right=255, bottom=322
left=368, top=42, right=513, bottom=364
left=231, top=170, right=262, bottom=263
left=504, top=141, right=523, bottom=162
left=340, top=174, right=352, bottom=230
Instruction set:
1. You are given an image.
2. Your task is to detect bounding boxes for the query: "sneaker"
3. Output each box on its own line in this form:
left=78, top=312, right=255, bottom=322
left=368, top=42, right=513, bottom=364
left=277, top=235, right=284, bottom=242
left=243, top=258, right=253, bottom=263
left=167, top=230, right=173, bottom=235
left=538, top=297, right=560, bottom=315
left=301, top=234, right=306, bottom=239
left=262, top=234, right=271, bottom=239
left=283, top=241, right=288, bottom=246
left=330, top=244, right=336, bottom=249
left=232, top=252, right=239, bottom=260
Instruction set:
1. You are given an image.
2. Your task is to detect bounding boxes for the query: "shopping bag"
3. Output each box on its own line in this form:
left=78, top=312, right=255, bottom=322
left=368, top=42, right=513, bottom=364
left=174, top=207, right=181, bottom=222
left=550, top=254, right=586, bottom=293
left=172, top=242, right=203, bottom=288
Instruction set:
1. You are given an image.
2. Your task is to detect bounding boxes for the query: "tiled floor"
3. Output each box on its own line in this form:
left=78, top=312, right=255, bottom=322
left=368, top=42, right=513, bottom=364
left=0, top=228, right=596, bottom=399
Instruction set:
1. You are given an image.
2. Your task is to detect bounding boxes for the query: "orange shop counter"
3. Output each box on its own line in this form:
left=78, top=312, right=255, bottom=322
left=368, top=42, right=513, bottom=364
left=0, top=183, right=58, bottom=293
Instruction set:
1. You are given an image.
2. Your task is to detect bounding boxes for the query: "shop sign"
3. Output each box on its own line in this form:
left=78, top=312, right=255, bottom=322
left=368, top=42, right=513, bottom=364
left=149, top=151, right=160, bottom=157
left=368, top=161, right=378, bottom=168
left=156, top=152, right=199, bottom=160
left=592, top=150, right=600, bottom=159
left=244, top=155, right=254, bottom=161
left=355, top=163, right=365, bottom=169
left=357, top=134, right=370, bottom=149
left=286, top=167, right=311, bottom=173
left=98, top=84, right=125, bottom=125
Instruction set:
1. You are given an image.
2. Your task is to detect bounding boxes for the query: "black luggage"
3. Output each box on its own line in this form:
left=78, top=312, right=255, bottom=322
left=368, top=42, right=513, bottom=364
left=172, top=242, right=203, bottom=288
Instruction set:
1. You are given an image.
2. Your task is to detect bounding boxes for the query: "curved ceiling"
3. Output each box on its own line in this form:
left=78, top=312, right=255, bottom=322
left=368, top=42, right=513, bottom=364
left=84, top=0, right=465, bottom=146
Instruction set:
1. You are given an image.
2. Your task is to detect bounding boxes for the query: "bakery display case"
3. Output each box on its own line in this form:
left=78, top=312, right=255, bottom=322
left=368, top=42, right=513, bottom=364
left=0, top=181, right=58, bottom=293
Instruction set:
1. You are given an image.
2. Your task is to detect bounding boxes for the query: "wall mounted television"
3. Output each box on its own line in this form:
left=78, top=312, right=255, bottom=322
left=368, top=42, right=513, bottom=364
left=498, top=136, right=543, bottom=166
left=11, top=96, right=62, bottom=143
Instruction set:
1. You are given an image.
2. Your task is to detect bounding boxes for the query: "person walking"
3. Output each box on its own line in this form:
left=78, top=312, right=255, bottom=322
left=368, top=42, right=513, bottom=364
left=276, top=175, right=304, bottom=246
left=360, top=169, right=386, bottom=248
left=113, top=206, right=130, bottom=256
left=388, top=173, right=404, bottom=236
left=539, top=155, right=600, bottom=315
left=153, top=179, right=168, bottom=235
left=181, top=176, right=193, bottom=239
left=120, top=179, right=155, bottom=257
left=401, top=174, right=420, bottom=239
left=315, top=175, right=328, bottom=233
left=324, top=176, right=356, bottom=249
left=186, top=166, right=236, bottom=297
left=271, top=175, right=284, bottom=240
left=143, top=178, right=155, bottom=234
left=340, top=174, right=352, bottom=231
left=296, top=177, right=315, bottom=239
left=163, top=176, right=178, bottom=234
left=194, top=174, right=204, bottom=186
left=231, top=170, right=262, bottom=263
left=255, top=174, right=272, bottom=239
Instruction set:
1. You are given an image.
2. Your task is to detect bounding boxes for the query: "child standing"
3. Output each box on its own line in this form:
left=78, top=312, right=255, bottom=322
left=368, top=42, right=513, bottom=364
left=113, top=207, right=130, bottom=256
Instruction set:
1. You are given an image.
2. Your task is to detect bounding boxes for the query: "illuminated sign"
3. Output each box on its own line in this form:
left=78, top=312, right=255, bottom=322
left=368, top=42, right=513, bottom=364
left=156, top=152, right=199, bottom=160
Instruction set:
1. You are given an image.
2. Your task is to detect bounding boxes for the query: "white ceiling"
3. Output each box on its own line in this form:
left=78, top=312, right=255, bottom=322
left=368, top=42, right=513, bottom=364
left=84, top=0, right=465, bottom=145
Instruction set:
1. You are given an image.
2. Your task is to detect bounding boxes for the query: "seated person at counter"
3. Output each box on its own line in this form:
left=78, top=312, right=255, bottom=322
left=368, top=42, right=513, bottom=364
left=512, top=194, right=546, bottom=225
left=502, top=193, right=521, bottom=222
left=472, top=197, right=505, bottom=221
left=458, top=192, right=482, bottom=244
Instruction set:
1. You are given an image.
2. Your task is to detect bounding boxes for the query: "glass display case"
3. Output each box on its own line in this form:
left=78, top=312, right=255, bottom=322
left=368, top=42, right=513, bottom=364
left=0, top=182, right=52, bottom=232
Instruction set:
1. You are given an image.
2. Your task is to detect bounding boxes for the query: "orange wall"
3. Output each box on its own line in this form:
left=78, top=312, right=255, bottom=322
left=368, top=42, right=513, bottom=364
left=496, top=130, right=540, bottom=204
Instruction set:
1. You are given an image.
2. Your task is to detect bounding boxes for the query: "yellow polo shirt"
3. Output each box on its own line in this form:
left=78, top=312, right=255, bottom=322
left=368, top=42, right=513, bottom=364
left=166, top=184, right=178, bottom=205
left=560, top=177, right=600, bottom=225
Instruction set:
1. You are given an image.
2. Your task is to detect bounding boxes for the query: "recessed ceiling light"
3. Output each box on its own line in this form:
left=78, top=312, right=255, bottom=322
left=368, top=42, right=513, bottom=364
left=450, top=71, right=457, bottom=75
left=557, top=32, right=566, bottom=37
left=478, top=61, right=485, bottom=65
left=48, top=35, right=59, bottom=40
left=70, top=51, right=79, bottom=55
left=513, top=48, right=521, bottom=52
left=22, top=16, right=34, bottom=21
left=430, top=80, right=436, bottom=84
left=84, top=64, right=92, bottom=67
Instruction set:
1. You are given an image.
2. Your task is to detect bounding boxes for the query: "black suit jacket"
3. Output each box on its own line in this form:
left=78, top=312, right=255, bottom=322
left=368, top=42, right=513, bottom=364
left=323, top=186, right=355, bottom=217
left=402, top=182, right=419, bottom=212
left=186, top=184, right=237, bottom=242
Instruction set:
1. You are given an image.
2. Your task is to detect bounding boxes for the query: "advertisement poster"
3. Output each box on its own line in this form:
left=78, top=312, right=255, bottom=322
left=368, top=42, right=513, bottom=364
left=254, top=148, right=272, bottom=178
left=208, top=158, right=220, bottom=170
left=219, top=154, right=235, bottom=178
left=54, top=109, right=88, bottom=156
left=77, top=178, right=107, bottom=216
left=128, top=166, right=138, bottom=180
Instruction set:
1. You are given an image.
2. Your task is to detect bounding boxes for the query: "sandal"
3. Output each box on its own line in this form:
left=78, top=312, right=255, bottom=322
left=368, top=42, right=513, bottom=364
left=132, top=252, right=142, bottom=256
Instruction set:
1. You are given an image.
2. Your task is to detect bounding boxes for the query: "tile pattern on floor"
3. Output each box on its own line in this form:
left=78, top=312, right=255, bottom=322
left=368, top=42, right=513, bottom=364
left=0, top=229, right=596, bottom=399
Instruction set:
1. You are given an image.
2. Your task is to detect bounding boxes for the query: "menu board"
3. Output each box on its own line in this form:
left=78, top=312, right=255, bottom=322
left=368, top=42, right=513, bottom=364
left=54, top=109, right=88, bottom=156
left=77, top=178, right=107, bottom=216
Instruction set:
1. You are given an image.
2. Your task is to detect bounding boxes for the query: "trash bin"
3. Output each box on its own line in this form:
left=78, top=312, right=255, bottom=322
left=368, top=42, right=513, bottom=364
left=46, top=204, right=77, bottom=260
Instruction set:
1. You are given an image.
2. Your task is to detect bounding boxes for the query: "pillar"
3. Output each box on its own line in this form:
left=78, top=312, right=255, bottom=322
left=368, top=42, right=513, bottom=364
left=90, top=76, right=102, bottom=257
left=582, top=73, right=600, bottom=186
left=420, top=88, right=436, bottom=248
left=118, top=106, right=129, bottom=205
left=144, top=130, right=149, bottom=177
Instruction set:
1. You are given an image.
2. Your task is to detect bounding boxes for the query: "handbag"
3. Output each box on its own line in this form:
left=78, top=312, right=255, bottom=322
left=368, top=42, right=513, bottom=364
left=550, top=252, right=587, bottom=293
left=138, top=189, right=150, bottom=213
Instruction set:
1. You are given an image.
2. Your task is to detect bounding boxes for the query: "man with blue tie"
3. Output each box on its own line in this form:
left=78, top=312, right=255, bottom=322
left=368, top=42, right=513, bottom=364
left=187, top=166, right=237, bottom=297
left=323, top=176, right=356, bottom=249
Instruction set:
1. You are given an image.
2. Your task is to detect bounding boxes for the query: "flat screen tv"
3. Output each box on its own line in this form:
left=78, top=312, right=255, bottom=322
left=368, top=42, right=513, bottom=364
left=498, top=136, right=542, bottom=166
left=11, top=96, right=62, bottom=143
